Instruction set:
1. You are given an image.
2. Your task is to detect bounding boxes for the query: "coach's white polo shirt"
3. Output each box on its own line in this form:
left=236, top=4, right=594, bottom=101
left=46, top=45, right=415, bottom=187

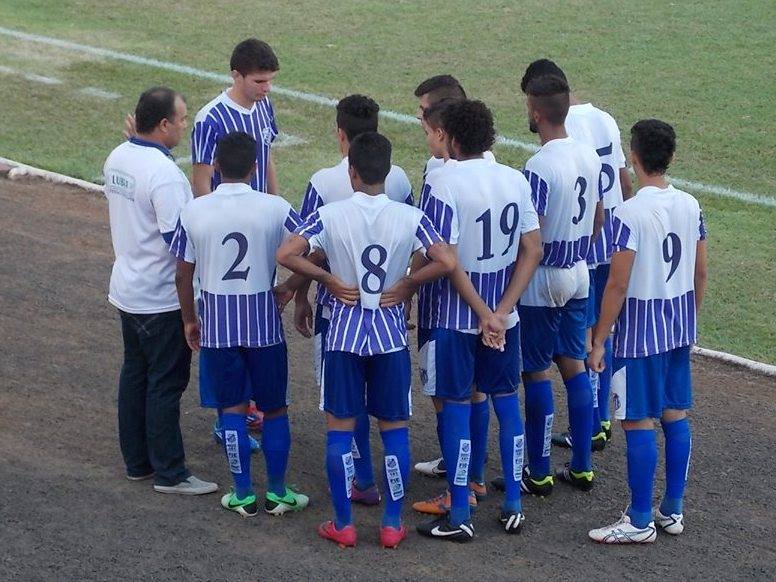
left=104, top=137, right=193, bottom=314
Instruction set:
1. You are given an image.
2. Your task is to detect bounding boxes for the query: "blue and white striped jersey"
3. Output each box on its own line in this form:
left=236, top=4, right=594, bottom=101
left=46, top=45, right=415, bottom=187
left=299, top=156, right=414, bottom=312
left=297, top=192, right=442, bottom=355
left=611, top=185, right=706, bottom=358
left=190, top=91, right=278, bottom=192
left=523, top=137, right=603, bottom=269
left=565, top=103, right=628, bottom=266
left=170, top=182, right=302, bottom=348
left=420, top=157, right=539, bottom=331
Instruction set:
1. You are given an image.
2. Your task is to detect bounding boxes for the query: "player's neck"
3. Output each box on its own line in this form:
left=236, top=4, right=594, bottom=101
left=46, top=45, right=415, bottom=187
left=358, top=184, right=384, bottom=196
left=135, top=131, right=169, bottom=150
left=637, top=172, right=670, bottom=190
left=539, top=124, right=567, bottom=145
left=227, top=87, right=255, bottom=110
left=454, top=152, right=484, bottom=162
left=569, top=93, right=580, bottom=106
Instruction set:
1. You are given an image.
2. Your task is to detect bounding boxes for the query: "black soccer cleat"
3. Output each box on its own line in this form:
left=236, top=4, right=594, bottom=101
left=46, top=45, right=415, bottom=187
left=555, top=463, right=595, bottom=492
left=417, top=515, right=474, bottom=543
left=551, top=429, right=607, bottom=452
left=499, top=510, right=525, bottom=535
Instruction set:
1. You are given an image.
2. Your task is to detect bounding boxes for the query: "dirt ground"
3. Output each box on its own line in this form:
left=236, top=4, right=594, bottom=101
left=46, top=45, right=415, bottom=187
left=1, top=176, right=774, bottom=582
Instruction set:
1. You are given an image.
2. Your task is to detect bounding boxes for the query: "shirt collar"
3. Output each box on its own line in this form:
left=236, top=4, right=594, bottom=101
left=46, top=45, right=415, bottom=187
left=212, top=182, right=256, bottom=196
left=129, top=136, right=173, bottom=160
left=352, top=191, right=389, bottom=204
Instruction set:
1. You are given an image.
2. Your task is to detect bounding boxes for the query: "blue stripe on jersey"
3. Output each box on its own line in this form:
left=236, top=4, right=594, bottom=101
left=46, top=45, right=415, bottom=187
left=611, top=215, right=632, bottom=252
left=542, top=236, right=592, bottom=268
left=300, top=182, right=324, bottom=220
left=199, top=290, right=284, bottom=348
left=522, top=170, right=549, bottom=216
left=326, top=302, right=407, bottom=355
left=296, top=212, right=323, bottom=238
left=169, top=218, right=188, bottom=260
left=423, top=193, right=455, bottom=242
left=404, top=190, right=415, bottom=206
left=613, top=290, right=697, bottom=358
left=284, top=208, right=303, bottom=232
left=421, top=264, right=516, bottom=330
left=587, top=207, right=614, bottom=265
left=191, top=98, right=276, bottom=192
left=416, top=214, right=443, bottom=248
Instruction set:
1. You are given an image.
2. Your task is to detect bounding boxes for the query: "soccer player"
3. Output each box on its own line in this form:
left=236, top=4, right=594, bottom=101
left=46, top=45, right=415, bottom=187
left=520, top=59, right=633, bottom=451
left=191, top=38, right=280, bottom=196
left=293, top=95, right=413, bottom=507
left=104, top=86, right=217, bottom=496
left=171, top=132, right=310, bottom=517
left=412, top=76, right=494, bottom=483
left=277, top=132, right=455, bottom=549
left=588, top=119, right=707, bottom=544
left=416, top=99, right=542, bottom=541
left=516, top=75, right=604, bottom=496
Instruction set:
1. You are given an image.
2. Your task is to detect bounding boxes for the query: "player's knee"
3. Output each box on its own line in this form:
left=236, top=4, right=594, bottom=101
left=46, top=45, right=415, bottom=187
left=523, top=369, right=549, bottom=384
left=661, top=408, right=687, bottom=423
left=222, top=402, right=250, bottom=415
left=622, top=418, right=654, bottom=431
left=471, top=389, right=487, bottom=404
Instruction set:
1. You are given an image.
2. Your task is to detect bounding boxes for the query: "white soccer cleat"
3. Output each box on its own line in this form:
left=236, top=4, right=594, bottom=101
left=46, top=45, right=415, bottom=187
left=414, top=457, right=446, bottom=477
left=654, top=508, right=684, bottom=535
left=588, top=512, right=657, bottom=544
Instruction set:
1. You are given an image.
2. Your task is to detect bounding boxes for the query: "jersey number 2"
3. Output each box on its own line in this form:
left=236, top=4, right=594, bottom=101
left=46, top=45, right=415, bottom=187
left=222, top=232, right=250, bottom=281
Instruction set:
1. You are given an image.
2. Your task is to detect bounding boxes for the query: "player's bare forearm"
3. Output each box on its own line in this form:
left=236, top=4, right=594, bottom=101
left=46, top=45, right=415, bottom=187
left=496, top=229, right=542, bottom=315
left=277, top=235, right=331, bottom=283
left=191, top=164, right=214, bottom=197
left=175, top=260, right=197, bottom=324
left=591, top=200, right=605, bottom=242
left=267, top=153, right=279, bottom=195
left=410, top=243, right=455, bottom=286
left=694, top=240, right=708, bottom=313
left=409, top=248, right=429, bottom=275
left=619, top=167, right=634, bottom=200
left=592, top=249, right=635, bottom=347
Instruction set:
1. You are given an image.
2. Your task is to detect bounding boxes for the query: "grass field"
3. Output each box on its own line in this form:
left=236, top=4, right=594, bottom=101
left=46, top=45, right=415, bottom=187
left=0, top=0, right=774, bottom=362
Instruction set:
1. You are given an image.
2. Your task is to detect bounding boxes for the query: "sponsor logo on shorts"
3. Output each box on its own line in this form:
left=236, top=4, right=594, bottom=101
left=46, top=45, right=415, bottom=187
left=384, top=455, right=404, bottom=501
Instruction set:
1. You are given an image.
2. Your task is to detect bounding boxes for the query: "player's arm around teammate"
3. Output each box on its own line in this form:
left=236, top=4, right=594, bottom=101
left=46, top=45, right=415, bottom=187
left=587, top=119, right=707, bottom=544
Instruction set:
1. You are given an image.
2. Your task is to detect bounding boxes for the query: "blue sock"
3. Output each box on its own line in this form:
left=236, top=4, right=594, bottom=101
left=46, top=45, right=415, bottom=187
left=589, top=367, right=602, bottom=435
left=352, top=413, right=375, bottom=490
left=380, top=427, right=410, bottom=528
left=261, top=414, right=290, bottom=497
left=221, top=413, right=253, bottom=499
left=524, top=380, right=554, bottom=477
left=326, top=430, right=354, bottom=529
left=492, top=393, right=524, bottom=513
left=660, top=418, right=691, bottom=515
left=468, top=398, right=489, bottom=483
left=598, top=337, right=613, bottom=423
left=625, top=429, right=657, bottom=528
left=565, top=372, right=594, bottom=473
left=442, top=400, right=471, bottom=526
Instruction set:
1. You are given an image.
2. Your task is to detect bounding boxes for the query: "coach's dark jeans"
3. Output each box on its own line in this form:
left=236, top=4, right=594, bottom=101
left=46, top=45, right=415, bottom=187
left=118, top=309, right=191, bottom=486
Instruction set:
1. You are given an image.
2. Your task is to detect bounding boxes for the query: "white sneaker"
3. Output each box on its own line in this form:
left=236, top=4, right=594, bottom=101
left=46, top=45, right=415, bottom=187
left=154, top=475, right=218, bottom=495
left=588, top=512, right=657, bottom=544
left=414, top=457, right=446, bottom=477
left=654, top=508, right=684, bottom=535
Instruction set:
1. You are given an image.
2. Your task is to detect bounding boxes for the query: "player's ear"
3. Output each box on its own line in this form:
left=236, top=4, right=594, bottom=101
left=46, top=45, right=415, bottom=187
left=230, top=70, right=241, bottom=85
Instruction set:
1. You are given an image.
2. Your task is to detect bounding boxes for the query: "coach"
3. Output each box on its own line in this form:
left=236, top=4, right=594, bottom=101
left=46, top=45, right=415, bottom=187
left=103, top=87, right=217, bottom=495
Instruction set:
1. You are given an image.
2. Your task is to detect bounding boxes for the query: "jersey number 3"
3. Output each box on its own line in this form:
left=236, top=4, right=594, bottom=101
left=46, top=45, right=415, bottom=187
left=222, top=232, right=251, bottom=281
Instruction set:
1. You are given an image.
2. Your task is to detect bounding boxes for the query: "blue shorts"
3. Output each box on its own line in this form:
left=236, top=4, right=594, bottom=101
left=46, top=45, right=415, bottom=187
left=419, top=324, right=522, bottom=400
left=314, top=304, right=329, bottom=386
left=611, top=346, right=692, bottom=420
left=518, top=299, right=588, bottom=372
left=322, top=348, right=411, bottom=421
left=586, top=268, right=598, bottom=327
left=199, top=343, right=288, bottom=412
left=586, top=264, right=610, bottom=326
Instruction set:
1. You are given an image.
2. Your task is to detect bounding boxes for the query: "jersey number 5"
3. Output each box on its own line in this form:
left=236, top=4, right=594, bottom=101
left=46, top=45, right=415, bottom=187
left=361, top=244, right=388, bottom=293
left=475, top=203, right=520, bottom=260
left=222, top=232, right=250, bottom=281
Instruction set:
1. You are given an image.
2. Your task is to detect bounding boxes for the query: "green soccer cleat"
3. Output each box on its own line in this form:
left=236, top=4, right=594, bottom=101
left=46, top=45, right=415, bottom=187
left=265, top=486, right=310, bottom=515
left=220, top=491, right=259, bottom=517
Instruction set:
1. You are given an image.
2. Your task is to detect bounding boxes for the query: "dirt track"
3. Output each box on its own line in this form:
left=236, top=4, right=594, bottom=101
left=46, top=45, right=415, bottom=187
left=1, top=177, right=775, bottom=581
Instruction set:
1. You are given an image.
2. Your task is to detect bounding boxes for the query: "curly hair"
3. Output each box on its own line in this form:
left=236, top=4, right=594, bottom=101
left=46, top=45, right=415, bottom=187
left=336, top=94, right=380, bottom=140
left=630, top=119, right=676, bottom=175
left=440, top=99, right=495, bottom=156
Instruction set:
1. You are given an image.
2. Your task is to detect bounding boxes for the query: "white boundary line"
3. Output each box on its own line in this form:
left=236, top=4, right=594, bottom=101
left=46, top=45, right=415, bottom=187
left=2, top=155, right=776, bottom=376
left=0, top=26, right=773, bottom=207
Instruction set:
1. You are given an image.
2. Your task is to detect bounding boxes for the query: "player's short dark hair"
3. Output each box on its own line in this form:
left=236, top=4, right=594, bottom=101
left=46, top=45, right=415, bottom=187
left=348, top=132, right=391, bottom=185
left=230, top=38, right=279, bottom=75
left=336, top=94, right=380, bottom=141
left=214, top=132, right=257, bottom=179
left=422, top=98, right=458, bottom=130
left=525, top=75, right=570, bottom=125
left=414, top=75, right=467, bottom=104
left=630, top=119, right=676, bottom=175
left=440, top=99, right=495, bottom=156
left=520, top=58, right=567, bottom=93
left=135, top=86, right=185, bottom=134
